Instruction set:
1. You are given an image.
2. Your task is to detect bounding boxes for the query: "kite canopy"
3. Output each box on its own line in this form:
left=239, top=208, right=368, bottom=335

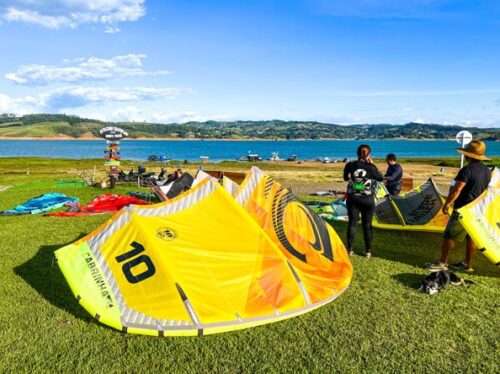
left=1, top=193, right=78, bottom=215
left=458, top=168, right=499, bottom=265
left=221, top=175, right=239, bottom=196
left=55, top=168, right=352, bottom=336
left=373, top=179, right=448, bottom=232
left=48, top=194, right=149, bottom=217
left=235, top=167, right=352, bottom=305
left=305, top=200, right=348, bottom=222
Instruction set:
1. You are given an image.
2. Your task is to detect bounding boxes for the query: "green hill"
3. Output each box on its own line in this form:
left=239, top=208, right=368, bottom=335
left=0, top=113, right=498, bottom=140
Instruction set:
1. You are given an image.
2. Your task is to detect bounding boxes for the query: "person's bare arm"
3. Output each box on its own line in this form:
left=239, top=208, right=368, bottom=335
left=442, top=181, right=466, bottom=214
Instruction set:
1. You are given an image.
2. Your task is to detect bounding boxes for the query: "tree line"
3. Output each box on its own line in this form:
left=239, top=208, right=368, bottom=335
left=0, top=113, right=498, bottom=140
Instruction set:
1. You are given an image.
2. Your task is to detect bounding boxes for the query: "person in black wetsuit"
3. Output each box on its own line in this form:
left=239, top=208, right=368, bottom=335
left=343, top=144, right=384, bottom=258
left=384, top=153, right=403, bottom=195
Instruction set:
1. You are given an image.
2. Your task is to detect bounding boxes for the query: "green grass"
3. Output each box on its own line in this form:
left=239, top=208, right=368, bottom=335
left=0, top=121, right=74, bottom=137
left=0, top=159, right=498, bottom=372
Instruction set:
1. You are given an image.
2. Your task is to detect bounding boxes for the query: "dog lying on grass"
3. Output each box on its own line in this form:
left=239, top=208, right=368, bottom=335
left=419, top=270, right=474, bottom=295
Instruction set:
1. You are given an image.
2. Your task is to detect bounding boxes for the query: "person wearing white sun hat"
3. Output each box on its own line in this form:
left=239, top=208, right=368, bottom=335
left=426, top=140, right=491, bottom=272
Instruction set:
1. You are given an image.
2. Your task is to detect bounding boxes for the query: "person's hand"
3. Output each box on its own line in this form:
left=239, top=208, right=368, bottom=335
left=442, top=203, right=451, bottom=215
left=366, top=156, right=373, bottom=164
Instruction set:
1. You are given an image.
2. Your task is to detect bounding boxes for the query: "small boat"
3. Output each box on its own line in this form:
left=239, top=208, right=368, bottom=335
left=148, top=155, right=170, bottom=162
left=286, top=154, right=298, bottom=162
left=238, top=151, right=262, bottom=162
left=268, top=152, right=281, bottom=161
left=315, top=157, right=332, bottom=163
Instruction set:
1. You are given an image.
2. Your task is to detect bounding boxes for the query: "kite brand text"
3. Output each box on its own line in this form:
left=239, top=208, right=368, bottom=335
left=407, top=194, right=437, bottom=224
left=85, top=252, right=114, bottom=308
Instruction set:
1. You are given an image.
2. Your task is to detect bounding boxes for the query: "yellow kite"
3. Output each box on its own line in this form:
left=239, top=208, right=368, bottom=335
left=458, top=167, right=499, bottom=265
left=235, top=167, right=352, bottom=304
left=56, top=172, right=352, bottom=336
left=373, top=178, right=448, bottom=232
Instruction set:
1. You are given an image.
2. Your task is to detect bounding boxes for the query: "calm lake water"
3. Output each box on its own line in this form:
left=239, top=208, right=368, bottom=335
left=0, top=139, right=498, bottom=161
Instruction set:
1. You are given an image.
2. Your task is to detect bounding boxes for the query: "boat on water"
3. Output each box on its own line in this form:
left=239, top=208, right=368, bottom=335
left=238, top=151, right=262, bottom=162
left=268, top=152, right=281, bottom=161
left=148, top=155, right=170, bottom=162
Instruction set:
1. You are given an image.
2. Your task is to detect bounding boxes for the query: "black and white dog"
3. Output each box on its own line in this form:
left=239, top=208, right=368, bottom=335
left=419, top=270, right=473, bottom=295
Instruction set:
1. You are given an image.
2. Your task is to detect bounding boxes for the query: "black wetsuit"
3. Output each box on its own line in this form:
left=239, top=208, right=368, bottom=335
left=384, top=163, right=403, bottom=195
left=343, top=160, right=384, bottom=252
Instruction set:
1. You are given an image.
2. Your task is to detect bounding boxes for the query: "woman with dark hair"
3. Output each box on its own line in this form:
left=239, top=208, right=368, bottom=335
left=343, top=144, right=384, bottom=257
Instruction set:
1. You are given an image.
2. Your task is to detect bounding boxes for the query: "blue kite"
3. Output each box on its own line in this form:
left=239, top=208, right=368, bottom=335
left=1, top=193, right=79, bottom=215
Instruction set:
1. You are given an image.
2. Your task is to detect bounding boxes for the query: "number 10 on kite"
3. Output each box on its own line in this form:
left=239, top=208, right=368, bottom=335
left=115, top=242, right=156, bottom=284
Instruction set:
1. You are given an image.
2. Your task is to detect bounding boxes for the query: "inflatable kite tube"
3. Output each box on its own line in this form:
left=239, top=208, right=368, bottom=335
left=458, top=168, right=500, bottom=265
left=56, top=175, right=352, bottom=336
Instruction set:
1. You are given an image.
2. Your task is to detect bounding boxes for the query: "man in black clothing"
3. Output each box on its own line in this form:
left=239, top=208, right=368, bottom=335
left=343, top=144, right=384, bottom=258
left=384, top=153, right=403, bottom=195
left=426, top=140, right=491, bottom=272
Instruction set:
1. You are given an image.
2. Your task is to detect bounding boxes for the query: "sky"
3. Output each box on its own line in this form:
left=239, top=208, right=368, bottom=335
left=0, top=0, right=499, bottom=127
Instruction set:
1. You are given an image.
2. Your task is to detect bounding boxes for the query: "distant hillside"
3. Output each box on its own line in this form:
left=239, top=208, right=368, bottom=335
left=0, top=113, right=498, bottom=140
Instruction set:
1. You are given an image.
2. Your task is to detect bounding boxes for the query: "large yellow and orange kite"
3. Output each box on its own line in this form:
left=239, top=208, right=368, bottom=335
left=55, top=167, right=352, bottom=336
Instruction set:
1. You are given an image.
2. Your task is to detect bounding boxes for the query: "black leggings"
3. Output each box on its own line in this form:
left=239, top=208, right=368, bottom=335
left=346, top=196, right=375, bottom=252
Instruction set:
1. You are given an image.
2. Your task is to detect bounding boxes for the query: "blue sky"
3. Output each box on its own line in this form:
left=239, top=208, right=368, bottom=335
left=0, top=0, right=499, bottom=127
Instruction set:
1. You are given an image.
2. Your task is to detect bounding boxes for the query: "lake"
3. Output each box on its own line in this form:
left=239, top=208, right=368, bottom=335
left=0, top=139, right=498, bottom=161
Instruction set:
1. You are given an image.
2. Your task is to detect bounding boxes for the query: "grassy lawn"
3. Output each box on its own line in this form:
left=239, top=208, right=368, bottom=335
left=0, top=159, right=498, bottom=372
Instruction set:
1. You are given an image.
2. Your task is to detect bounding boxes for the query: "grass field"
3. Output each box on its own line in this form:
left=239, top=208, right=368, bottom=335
left=0, top=158, right=498, bottom=372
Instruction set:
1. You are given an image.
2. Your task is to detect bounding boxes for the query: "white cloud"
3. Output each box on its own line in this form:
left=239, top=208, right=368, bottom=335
left=37, top=86, right=188, bottom=110
left=1, top=0, right=145, bottom=31
left=5, top=54, right=169, bottom=86
left=318, top=111, right=500, bottom=128
left=151, top=111, right=233, bottom=124
left=104, top=25, right=120, bottom=33
left=0, top=93, right=14, bottom=112
left=13, top=86, right=190, bottom=111
left=329, top=88, right=500, bottom=97
left=60, top=108, right=232, bottom=123
left=111, top=105, right=145, bottom=122
left=3, top=8, right=72, bottom=29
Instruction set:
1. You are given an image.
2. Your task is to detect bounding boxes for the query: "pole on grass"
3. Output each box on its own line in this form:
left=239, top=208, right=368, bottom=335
left=455, top=130, right=472, bottom=169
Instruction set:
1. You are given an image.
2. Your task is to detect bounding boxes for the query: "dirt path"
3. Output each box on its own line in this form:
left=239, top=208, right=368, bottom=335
left=256, top=161, right=457, bottom=195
